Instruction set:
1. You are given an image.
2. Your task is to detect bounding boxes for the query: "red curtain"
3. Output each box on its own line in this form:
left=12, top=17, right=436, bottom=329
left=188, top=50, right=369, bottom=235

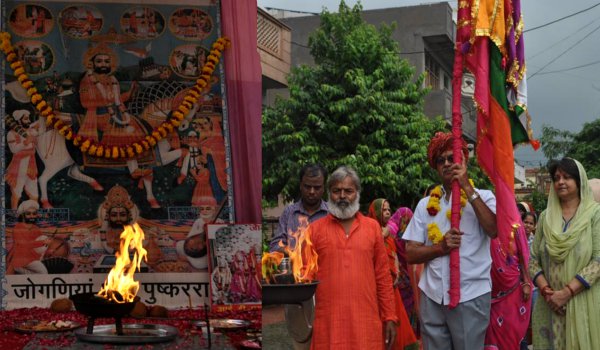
left=221, top=0, right=262, bottom=224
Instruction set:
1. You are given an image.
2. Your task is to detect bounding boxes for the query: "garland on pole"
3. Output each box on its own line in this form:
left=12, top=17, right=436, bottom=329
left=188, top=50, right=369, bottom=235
left=0, top=32, right=230, bottom=160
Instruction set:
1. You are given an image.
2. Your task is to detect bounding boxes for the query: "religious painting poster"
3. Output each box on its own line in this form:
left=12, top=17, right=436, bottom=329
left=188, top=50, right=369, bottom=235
left=207, top=224, right=261, bottom=312
left=1, top=0, right=235, bottom=310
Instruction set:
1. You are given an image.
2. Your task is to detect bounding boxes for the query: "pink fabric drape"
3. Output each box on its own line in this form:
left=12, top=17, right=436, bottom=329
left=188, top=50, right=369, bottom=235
left=221, top=0, right=262, bottom=224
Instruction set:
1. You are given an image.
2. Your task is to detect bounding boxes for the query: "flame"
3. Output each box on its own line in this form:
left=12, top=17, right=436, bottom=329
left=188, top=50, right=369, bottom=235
left=97, top=223, right=148, bottom=303
left=261, top=251, right=284, bottom=284
left=262, top=216, right=318, bottom=284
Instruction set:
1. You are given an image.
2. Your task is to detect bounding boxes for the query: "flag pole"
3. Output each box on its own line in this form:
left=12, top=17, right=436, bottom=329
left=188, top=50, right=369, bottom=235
left=449, top=43, right=464, bottom=308
left=449, top=2, right=472, bottom=308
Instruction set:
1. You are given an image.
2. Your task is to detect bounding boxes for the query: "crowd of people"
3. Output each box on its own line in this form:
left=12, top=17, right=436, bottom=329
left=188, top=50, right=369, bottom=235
left=270, top=132, right=600, bottom=350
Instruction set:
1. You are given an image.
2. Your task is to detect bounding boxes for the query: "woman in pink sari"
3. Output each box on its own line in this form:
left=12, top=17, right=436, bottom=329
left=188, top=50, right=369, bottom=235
left=484, top=223, right=532, bottom=349
left=386, top=207, right=420, bottom=337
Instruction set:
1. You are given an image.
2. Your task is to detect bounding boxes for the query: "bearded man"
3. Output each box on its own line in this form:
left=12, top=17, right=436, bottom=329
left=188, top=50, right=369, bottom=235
left=6, top=200, right=48, bottom=274
left=403, top=132, right=497, bottom=350
left=307, top=166, right=397, bottom=349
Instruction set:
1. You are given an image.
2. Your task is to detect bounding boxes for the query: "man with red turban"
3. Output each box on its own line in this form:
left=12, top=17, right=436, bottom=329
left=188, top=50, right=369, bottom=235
left=403, top=132, right=497, bottom=349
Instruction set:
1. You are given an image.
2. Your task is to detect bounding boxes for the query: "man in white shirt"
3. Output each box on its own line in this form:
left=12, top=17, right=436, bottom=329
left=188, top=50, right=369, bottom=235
left=403, top=132, right=497, bottom=350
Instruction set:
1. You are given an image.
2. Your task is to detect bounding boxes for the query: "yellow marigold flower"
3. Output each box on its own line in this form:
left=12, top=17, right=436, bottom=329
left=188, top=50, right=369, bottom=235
left=182, top=101, right=192, bottom=109
left=53, top=120, right=64, bottom=130
left=104, top=148, right=111, bottom=158
left=18, top=74, right=29, bottom=83
left=184, top=96, right=197, bottom=104
left=207, top=54, right=219, bottom=64
left=36, top=100, right=47, bottom=111
left=205, top=62, right=216, bottom=70
left=162, top=123, right=173, bottom=132
left=58, top=125, right=69, bottom=136
left=170, top=119, right=180, bottom=127
left=31, top=94, right=43, bottom=104
left=111, top=147, right=119, bottom=159
left=95, top=146, right=104, bottom=157
left=119, top=147, right=126, bottom=158
left=41, top=106, right=53, bottom=116
left=27, top=87, right=37, bottom=96
left=22, top=80, right=33, bottom=89
left=7, top=52, right=17, bottom=61
left=126, top=147, right=135, bottom=158
left=213, top=43, right=224, bottom=51
left=196, top=80, right=207, bottom=89
left=427, top=223, right=444, bottom=244
left=201, top=66, right=213, bottom=75
left=73, top=135, right=82, bottom=146
left=46, top=114, right=56, bottom=126
left=88, top=144, right=97, bottom=156
left=14, top=67, right=25, bottom=76
left=209, top=49, right=221, bottom=58
left=140, top=140, right=149, bottom=150
left=152, top=131, right=161, bottom=140
left=65, top=131, right=73, bottom=140
left=188, top=89, right=200, bottom=98
left=10, top=61, right=23, bottom=70
left=158, top=126, right=167, bottom=137
left=81, top=140, right=91, bottom=152
left=177, top=105, right=190, bottom=114
left=134, top=143, right=143, bottom=154
left=145, top=135, right=157, bottom=146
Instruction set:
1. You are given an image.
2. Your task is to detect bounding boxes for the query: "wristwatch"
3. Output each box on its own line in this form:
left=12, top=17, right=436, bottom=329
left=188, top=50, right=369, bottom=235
left=468, top=191, right=480, bottom=204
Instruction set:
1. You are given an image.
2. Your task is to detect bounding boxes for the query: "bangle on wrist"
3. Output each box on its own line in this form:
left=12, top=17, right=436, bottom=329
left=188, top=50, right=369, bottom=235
left=566, top=284, right=575, bottom=297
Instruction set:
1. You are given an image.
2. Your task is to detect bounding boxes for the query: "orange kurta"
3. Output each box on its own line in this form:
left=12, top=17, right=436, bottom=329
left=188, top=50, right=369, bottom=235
left=309, top=213, right=397, bottom=349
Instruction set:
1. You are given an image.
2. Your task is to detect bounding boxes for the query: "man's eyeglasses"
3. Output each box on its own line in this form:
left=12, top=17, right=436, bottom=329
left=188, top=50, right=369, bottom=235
left=436, top=155, right=454, bottom=165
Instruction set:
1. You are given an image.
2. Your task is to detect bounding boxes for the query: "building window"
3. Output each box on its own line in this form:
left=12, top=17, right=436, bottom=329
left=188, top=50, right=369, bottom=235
left=425, top=52, right=440, bottom=89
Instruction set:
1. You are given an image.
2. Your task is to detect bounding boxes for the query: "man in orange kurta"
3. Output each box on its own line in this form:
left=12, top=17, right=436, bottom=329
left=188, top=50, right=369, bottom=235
left=308, top=166, right=397, bottom=349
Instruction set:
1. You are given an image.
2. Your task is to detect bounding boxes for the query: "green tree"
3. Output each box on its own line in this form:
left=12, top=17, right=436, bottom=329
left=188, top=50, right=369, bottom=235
left=539, top=119, right=600, bottom=178
left=539, top=124, right=574, bottom=162
left=567, top=119, right=600, bottom=179
left=525, top=188, right=547, bottom=214
left=263, top=1, right=446, bottom=208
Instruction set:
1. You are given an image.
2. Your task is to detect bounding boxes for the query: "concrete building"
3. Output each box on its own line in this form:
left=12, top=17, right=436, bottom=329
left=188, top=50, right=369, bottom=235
left=258, top=8, right=292, bottom=106
left=266, top=2, right=478, bottom=142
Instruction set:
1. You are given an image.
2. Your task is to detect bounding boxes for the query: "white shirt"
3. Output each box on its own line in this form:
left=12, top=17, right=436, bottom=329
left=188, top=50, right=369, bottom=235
left=403, top=187, right=496, bottom=305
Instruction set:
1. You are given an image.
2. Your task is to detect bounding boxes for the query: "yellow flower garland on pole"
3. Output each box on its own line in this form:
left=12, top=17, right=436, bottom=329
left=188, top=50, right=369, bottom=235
left=0, top=32, right=231, bottom=160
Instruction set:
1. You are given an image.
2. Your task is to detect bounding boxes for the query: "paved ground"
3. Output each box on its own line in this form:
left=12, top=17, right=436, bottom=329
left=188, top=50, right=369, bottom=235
left=262, top=305, right=294, bottom=349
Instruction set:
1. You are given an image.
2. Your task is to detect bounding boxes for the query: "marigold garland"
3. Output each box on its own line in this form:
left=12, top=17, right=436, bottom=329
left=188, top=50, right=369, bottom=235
left=426, top=180, right=475, bottom=244
left=0, top=31, right=231, bottom=160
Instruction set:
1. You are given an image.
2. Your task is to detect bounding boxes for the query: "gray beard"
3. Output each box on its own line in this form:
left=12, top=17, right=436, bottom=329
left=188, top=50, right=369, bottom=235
left=327, top=192, right=360, bottom=220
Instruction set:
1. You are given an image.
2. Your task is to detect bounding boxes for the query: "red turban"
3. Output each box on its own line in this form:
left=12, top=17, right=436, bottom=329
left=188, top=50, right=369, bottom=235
left=427, top=132, right=469, bottom=169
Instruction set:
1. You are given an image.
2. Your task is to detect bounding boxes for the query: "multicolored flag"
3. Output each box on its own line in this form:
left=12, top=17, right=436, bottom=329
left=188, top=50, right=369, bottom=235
left=451, top=0, right=537, bottom=346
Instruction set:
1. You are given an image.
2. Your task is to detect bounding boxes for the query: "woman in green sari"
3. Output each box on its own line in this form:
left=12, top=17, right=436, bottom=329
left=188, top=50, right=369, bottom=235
left=529, top=158, right=600, bottom=350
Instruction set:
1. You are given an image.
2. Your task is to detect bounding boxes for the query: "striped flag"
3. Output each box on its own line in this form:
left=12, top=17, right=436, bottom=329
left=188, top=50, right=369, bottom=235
left=454, top=0, right=537, bottom=346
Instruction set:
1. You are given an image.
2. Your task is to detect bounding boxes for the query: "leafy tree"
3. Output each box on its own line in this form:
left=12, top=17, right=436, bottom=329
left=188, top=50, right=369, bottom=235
left=263, top=1, right=446, bottom=208
left=539, top=124, right=574, bottom=162
left=524, top=189, right=548, bottom=215
left=539, top=119, right=600, bottom=178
